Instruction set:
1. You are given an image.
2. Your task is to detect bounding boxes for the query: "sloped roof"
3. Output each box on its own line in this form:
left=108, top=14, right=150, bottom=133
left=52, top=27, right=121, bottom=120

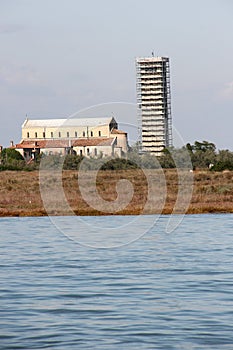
left=73, top=138, right=115, bottom=147
left=15, top=140, right=70, bottom=149
left=22, top=117, right=116, bottom=128
left=111, top=129, right=127, bottom=135
left=15, top=137, right=115, bottom=149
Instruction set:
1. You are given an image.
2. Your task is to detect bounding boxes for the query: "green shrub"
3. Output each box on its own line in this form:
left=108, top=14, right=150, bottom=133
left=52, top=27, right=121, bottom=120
left=63, top=155, right=84, bottom=170
left=1, top=148, right=24, bottom=161
left=100, top=158, right=138, bottom=170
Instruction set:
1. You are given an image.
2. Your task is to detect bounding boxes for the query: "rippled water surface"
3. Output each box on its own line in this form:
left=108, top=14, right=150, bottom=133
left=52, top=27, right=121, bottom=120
left=1, top=214, right=233, bottom=349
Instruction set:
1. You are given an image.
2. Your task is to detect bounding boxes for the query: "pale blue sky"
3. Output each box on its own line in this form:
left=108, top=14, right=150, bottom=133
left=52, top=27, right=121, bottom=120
left=0, top=0, right=233, bottom=149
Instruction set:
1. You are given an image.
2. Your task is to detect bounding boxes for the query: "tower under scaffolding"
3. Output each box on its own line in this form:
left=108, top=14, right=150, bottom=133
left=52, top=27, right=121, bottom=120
left=136, top=56, right=173, bottom=155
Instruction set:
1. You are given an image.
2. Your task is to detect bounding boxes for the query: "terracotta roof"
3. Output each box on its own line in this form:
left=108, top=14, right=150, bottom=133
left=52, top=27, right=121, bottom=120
left=15, top=137, right=115, bottom=149
left=111, top=129, right=127, bottom=134
left=15, top=140, right=70, bottom=149
left=73, top=138, right=114, bottom=147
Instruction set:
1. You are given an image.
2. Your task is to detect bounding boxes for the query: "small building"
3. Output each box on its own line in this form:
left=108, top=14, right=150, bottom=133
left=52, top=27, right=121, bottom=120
left=14, top=117, right=128, bottom=160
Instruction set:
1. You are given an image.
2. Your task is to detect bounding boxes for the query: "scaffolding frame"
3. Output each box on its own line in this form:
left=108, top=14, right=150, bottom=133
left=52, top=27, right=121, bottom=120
left=136, top=56, right=173, bottom=155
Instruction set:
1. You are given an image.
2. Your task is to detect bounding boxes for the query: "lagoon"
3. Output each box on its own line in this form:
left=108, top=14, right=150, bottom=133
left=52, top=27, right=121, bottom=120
left=1, top=214, right=233, bottom=349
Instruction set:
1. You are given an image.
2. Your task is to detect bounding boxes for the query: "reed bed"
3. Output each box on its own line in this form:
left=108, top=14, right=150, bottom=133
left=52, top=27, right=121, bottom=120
left=0, top=169, right=232, bottom=216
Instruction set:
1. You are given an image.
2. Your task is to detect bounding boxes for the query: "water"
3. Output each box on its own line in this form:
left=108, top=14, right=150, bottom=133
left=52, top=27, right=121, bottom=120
left=0, top=214, right=233, bottom=349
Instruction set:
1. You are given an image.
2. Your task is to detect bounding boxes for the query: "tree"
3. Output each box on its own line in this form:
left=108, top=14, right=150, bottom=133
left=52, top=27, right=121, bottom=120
left=0, top=148, right=25, bottom=170
left=159, top=148, right=175, bottom=168
left=1, top=148, right=24, bottom=162
left=186, top=141, right=217, bottom=169
left=212, top=150, right=233, bottom=171
left=193, top=141, right=216, bottom=152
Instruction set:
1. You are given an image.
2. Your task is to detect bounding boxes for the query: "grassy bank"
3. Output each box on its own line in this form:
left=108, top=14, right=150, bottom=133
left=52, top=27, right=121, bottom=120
left=0, top=169, right=233, bottom=216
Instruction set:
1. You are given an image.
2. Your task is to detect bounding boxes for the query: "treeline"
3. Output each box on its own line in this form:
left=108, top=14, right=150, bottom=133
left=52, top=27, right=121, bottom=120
left=186, top=141, right=233, bottom=171
left=129, top=140, right=233, bottom=171
left=0, top=149, right=138, bottom=171
left=0, top=141, right=233, bottom=171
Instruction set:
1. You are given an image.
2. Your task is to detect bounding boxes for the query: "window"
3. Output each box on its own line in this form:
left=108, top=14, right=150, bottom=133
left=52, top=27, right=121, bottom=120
left=87, top=148, right=90, bottom=155
left=43, top=132, right=45, bottom=138
left=90, top=131, right=93, bottom=137
left=94, top=148, right=97, bottom=156
left=35, top=132, right=37, bottom=138
left=51, top=132, right=53, bottom=138
left=83, top=131, right=85, bottom=137
left=80, top=150, right=83, bottom=156
left=58, top=132, right=61, bottom=138
left=67, top=132, right=69, bottom=138
left=98, top=131, right=101, bottom=137
left=75, top=131, right=77, bottom=138
left=27, top=132, right=30, bottom=138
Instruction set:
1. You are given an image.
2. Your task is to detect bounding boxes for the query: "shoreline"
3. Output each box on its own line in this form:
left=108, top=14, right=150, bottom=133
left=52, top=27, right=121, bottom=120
left=0, top=169, right=233, bottom=217
left=1, top=211, right=232, bottom=218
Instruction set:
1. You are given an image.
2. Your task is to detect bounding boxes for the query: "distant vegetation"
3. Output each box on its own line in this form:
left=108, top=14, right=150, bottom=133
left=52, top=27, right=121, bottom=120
left=0, top=140, right=233, bottom=171
left=185, top=141, right=233, bottom=171
left=0, top=148, right=26, bottom=171
left=129, top=140, right=233, bottom=171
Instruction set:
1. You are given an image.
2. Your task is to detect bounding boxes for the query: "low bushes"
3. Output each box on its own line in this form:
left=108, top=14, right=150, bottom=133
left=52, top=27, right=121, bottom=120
left=1, top=140, right=233, bottom=171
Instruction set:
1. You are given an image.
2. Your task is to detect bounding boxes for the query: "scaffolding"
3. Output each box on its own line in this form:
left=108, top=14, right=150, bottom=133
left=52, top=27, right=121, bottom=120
left=136, top=56, right=173, bottom=155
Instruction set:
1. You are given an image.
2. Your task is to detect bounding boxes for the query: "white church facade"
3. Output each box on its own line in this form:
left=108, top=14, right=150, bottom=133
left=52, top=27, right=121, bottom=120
left=14, top=117, right=128, bottom=160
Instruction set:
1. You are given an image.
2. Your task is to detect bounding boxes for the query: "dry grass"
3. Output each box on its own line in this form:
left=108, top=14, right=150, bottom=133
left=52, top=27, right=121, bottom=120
left=0, top=169, right=232, bottom=216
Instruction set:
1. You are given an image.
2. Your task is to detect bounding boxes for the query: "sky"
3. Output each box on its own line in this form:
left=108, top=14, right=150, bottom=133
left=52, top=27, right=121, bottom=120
left=0, top=0, right=233, bottom=149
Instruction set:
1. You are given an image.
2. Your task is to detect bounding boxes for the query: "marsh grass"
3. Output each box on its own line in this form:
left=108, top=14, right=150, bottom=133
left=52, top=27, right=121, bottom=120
left=0, top=169, right=232, bottom=216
